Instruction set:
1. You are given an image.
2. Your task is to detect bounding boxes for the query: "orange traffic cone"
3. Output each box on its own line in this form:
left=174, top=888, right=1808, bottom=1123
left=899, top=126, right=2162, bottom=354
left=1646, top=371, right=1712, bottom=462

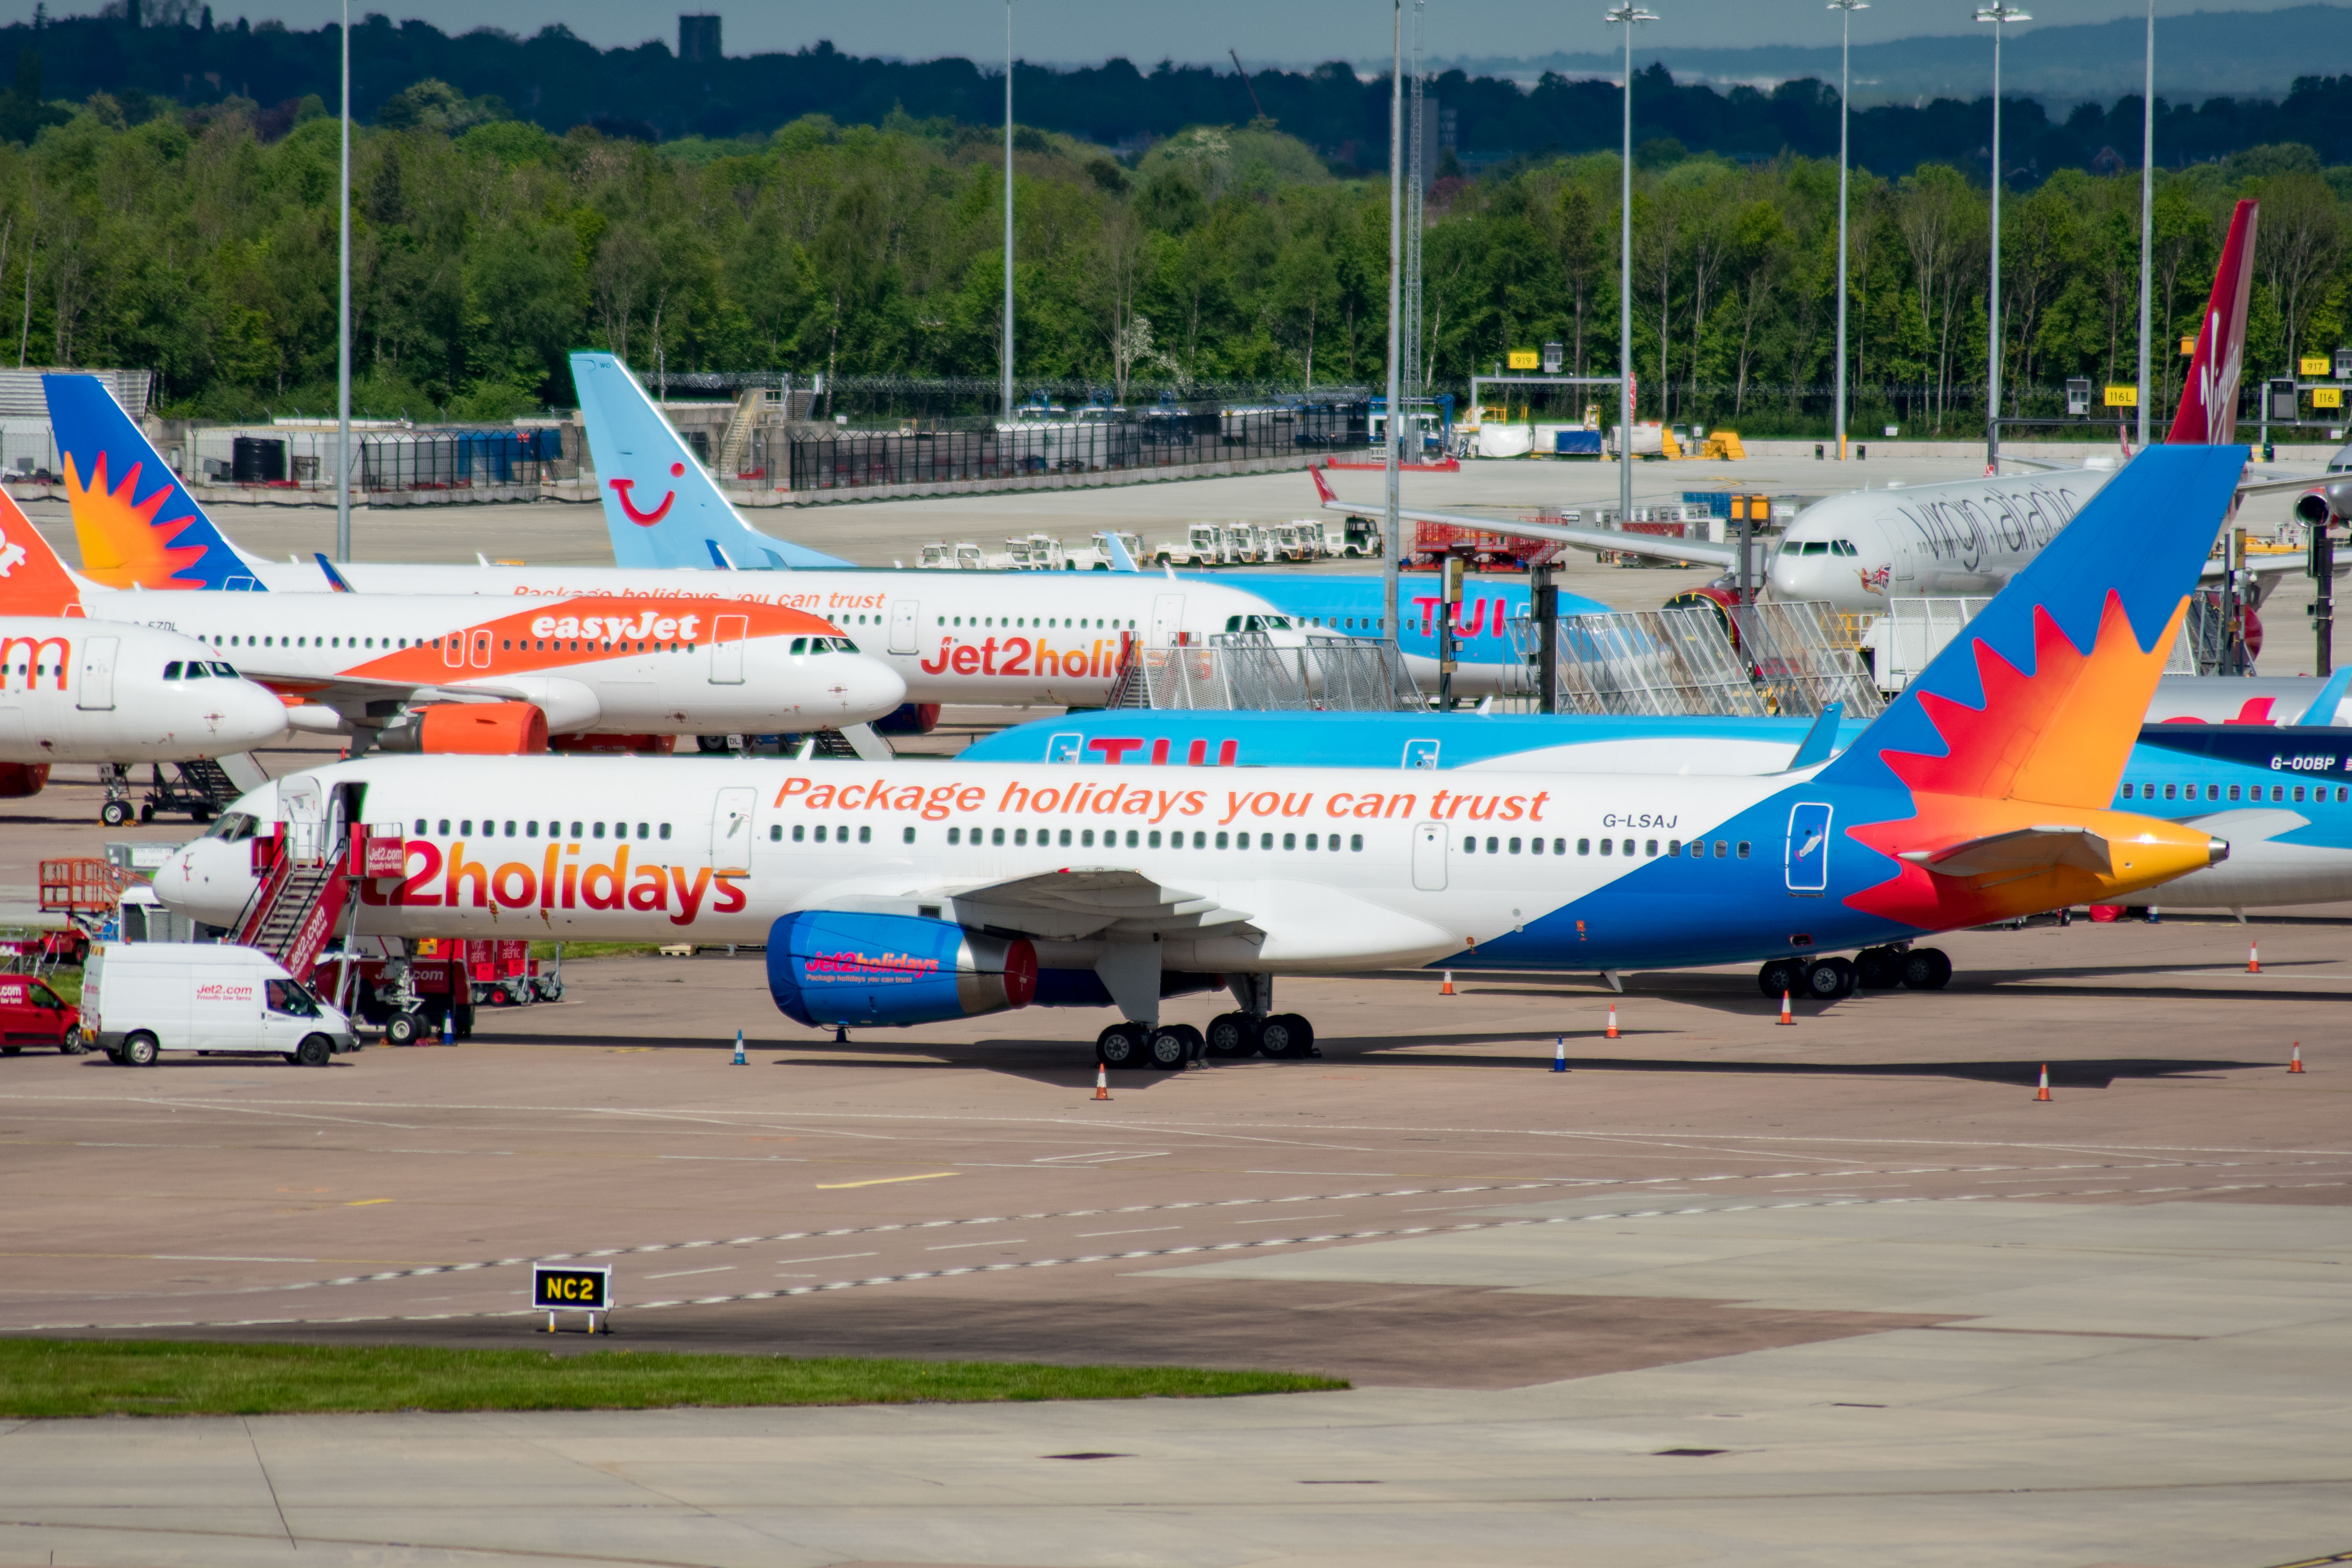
left=1605, top=1004, right=1619, bottom=1040
left=2035, top=1063, right=2052, bottom=1102
left=1440, top=971, right=1455, bottom=996
left=1092, top=1062, right=1111, bottom=1101
left=2248, top=941, right=2261, bottom=974
left=1776, top=990, right=1794, bottom=1026
left=2290, top=1042, right=2306, bottom=1074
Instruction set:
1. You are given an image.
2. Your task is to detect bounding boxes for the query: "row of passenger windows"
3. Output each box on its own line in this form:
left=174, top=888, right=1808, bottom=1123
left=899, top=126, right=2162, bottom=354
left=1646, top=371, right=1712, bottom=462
left=934, top=615, right=1133, bottom=630
left=410, top=818, right=671, bottom=840
left=2124, top=781, right=2344, bottom=804
left=1465, top=835, right=1753, bottom=858
left=189, top=634, right=696, bottom=655
left=771, top=823, right=1371, bottom=852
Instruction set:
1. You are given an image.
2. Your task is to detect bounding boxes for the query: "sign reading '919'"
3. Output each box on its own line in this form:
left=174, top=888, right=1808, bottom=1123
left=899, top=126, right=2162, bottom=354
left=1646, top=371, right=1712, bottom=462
left=531, top=1264, right=612, bottom=1311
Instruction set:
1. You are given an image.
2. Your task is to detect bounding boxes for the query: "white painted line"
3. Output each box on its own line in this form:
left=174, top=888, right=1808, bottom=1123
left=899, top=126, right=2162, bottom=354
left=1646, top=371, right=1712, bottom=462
left=646, top=1266, right=736, bottom=1280
left=926, top=1238, right=1028, bottom=1251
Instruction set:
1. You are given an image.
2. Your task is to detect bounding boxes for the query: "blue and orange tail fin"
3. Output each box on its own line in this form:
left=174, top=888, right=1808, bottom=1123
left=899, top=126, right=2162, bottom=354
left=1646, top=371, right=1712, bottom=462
left=568, top=352, right=849, bottom=572
left=1819, top=444, right=2247, bottom=811
left=43, top=374, right=264, bottom=592
left=0, top=488, right=88, bottom=617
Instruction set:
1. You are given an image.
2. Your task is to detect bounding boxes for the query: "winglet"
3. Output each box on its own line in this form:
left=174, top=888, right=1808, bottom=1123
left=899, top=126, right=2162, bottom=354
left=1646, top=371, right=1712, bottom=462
left=311, top=553, right=354, bottom=592
left=2297, top=666, right=2352, bottom=726
left=1309, top=465, right=1337, bottom=505
left=1785, top=701, right=1843, bottom=770
left=1099, top=531, right=1138, bottom=572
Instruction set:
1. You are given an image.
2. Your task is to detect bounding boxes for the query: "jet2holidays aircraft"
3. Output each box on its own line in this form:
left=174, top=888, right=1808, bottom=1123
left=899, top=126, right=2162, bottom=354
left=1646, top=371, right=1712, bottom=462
left=0, top=491, right=905, bottom=752
left=1317, top=200, right=2342, bottom=619
left=161, top=446, right=2242, bottom=1066
left=568, top=351, right=1612, bottom=697
left=42, top=373, right=1387, bottom=710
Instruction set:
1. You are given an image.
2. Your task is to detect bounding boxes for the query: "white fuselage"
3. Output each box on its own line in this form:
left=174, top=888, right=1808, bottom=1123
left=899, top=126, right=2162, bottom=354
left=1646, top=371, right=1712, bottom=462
left=1768, top=469, right=2118, bottom=612
left=207, top=557, right=1316, bottom=707
left=0, top=618, right=289, bottom=762
left=70, top=588, right=906, bottom=737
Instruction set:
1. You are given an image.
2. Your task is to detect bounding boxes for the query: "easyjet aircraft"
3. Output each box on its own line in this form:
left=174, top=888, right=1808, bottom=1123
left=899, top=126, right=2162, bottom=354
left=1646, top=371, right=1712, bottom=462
left=160, top=446, right=2240, bottom=1067
left=0, top=494, right=905, bottom=754
left=43, top=374, right=1372, bottom=707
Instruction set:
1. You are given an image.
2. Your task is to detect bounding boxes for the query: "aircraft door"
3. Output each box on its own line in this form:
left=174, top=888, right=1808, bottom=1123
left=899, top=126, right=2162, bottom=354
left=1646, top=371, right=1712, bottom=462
left=470, top=629, right=493, bottom=669
left=888, top=600, right=920, bottom=656
left=711, top=785, right=756, bottom=870
left=75, top=637, right=116, bottom=711
left=282, top=776, right=325, bottom=863
left=1403, top=739, right=1440, bottom=769
left=709, top=615, right=748, bottom=684
left=1150, top=594, right=1186, bottom=649
left=1046, top=732, right=1084, bottom=763
left=1411, top=821, right=1447, bottom=891
left=442, top=631, right=467, bottom=669
left=1785, top=802, right=1832, bottom=894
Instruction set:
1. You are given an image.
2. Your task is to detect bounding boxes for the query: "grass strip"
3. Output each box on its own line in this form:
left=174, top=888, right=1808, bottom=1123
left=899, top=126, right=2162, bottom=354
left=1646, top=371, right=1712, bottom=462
left=0, top=1340, right=1347, bottom=1418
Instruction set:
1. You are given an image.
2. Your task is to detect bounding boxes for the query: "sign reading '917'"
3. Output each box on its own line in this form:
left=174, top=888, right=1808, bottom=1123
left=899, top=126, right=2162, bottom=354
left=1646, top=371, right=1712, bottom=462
left=531, top=1264, right=612, bottom=1311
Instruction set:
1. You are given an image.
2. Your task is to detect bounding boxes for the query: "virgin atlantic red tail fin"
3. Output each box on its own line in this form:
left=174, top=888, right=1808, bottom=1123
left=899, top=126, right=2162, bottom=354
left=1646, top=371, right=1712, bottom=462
left=2169, top=199, right=2257, bottom=445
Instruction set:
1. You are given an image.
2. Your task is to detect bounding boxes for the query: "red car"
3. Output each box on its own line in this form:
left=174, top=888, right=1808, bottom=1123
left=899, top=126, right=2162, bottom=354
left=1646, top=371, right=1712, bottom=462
left=0, top=977, right=83, bottom=1055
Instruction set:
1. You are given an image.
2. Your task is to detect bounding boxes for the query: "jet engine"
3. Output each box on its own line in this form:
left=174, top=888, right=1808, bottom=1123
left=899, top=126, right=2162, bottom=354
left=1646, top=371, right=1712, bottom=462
left=2294, top=478, right=2352, bottom=528
left=0, top=762, right=48, bottom=798
left=375, top=702, right=549, bottom=755
left=766, top=912, right=1037, bottom=1028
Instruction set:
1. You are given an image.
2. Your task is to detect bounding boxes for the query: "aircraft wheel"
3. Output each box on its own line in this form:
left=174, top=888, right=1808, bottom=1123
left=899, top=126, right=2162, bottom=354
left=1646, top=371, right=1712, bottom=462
left=99, top=801, right=131, bottom=827
left=1205, top=1012, right=1260, bottom=1057
left=1258, top=1013, right=1315, bottom=1059
left=1144, top=1028, right=1191, bottom=1071
left=1806, top=956, right=1857, bottom=1000
left=385, top=1012, right=421, bottom=1046
left=1097, top=1022, right=1147, bottom=1068
left=1855, top=947, right=1903, bottom=989
left=137, top=803, right=157, bottom=824
left=1900, top=948, right=1953, bottom=990
left=1757, top=957, right=1807, bottom=998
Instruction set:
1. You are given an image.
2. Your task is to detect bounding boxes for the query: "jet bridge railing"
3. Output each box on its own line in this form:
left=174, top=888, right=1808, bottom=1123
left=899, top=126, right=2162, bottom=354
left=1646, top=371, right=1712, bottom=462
left=1106, top=634, right=1424, bottom=712
left=1726, top=601, right=1886, bottom=718
left=1874, top=596, right=2205, bottom=690
left=1499, top=605, right=1773, bottom=716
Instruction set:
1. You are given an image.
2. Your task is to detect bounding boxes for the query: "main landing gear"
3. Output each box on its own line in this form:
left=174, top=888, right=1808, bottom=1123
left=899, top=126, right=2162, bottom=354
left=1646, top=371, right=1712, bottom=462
left=1758, top=945, right=1948, bottom=1001
left=1095, top=1009, right=1318, bottom=1072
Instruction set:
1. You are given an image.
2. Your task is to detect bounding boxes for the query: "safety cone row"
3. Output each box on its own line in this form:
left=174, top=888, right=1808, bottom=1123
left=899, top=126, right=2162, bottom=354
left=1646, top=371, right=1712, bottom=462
left=2290, top=1042, right=2306, bottom=1074
left=2248, top=941, right=2261, bottom=974
left=2035, top=1063, right=2052, bottom=1102
left=1605, top=1004, right=1619, bottom=1040
left=1552, top=1037, right=1567, bottom=1073
left=1440, top=971, right=1455, bottom=996
left=1093, top=1061, right=1112, bottom=1100
left=1776, top=990, right=1795, bottom=1026
left=731, top=1029, right=747, bottom=1066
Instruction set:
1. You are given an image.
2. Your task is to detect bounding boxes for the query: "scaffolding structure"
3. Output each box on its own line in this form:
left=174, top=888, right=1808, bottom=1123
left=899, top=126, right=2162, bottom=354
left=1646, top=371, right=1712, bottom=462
left=1726, top=601, right=1887, bottom=717
left=1106, top=634, right=1423, bottom=712
left=1501, top=601, right=1883, bottom=718
left=1876, top=596, right=2203, bottom=690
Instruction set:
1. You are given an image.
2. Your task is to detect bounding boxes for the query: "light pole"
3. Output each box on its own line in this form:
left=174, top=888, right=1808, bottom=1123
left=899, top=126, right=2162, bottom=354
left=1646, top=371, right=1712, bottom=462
left=2136, top=0, right=2154, bottom=448
left=334, top=0, right=351, bottom=562
left=1383, top=0, right=1402, bottom=648
left=1001, top=0, right=1015, bottom=422
left=1608, top=4, right=1655, bottom=542
left=1975, top=2, right=2028, bottom=465
left=1829, top=0, right=1865, bottom=462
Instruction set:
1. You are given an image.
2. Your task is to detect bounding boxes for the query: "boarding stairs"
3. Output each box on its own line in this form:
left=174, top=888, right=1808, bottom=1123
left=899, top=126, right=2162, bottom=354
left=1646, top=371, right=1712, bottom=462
left=716, top=389, right=768, bottom=479
left=234, top=824, right=359, bottom=982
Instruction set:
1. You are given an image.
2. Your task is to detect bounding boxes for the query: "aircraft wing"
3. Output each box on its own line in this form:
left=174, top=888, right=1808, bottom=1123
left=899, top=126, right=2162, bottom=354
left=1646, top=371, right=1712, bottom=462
left=243, top=670, right=543, bottom=715
left=1898, top=825, right=2114, bottom=879
left=1310, top=474, right=1742, bottom=571
left=943, top=867, right=1256, bottom=941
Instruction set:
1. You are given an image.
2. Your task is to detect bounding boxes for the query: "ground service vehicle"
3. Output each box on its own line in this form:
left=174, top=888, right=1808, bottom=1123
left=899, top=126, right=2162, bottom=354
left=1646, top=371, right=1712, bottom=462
left=84, top=942, right=356, bottom=1066
left=0, top=976, right=82, bottom=1054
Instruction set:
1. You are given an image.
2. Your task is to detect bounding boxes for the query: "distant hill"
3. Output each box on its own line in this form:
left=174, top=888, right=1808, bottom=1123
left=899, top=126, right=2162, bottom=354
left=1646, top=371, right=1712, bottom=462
left=1432, top=5, right=2352, bottom=104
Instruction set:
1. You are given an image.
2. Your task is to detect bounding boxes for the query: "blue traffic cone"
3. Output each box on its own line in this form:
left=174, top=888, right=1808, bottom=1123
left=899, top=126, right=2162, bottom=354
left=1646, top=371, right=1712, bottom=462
left=732, top=1029, right=747, bottom=1066
left=441, top=1009, right=454, bottom=1046
left=1552, top=1036, right=1567, bottom=1073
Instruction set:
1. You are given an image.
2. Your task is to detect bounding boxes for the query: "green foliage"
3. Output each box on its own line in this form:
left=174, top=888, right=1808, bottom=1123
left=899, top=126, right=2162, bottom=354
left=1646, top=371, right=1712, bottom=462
left=0, top=1339, right=1348, bottom=1418
left=3, top=90, right=2347, bottom=431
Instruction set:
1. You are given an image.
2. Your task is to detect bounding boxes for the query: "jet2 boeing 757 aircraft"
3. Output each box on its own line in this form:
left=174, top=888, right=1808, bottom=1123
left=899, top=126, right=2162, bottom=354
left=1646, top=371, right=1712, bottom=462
left=161, top=446, right=2240, bottom=1066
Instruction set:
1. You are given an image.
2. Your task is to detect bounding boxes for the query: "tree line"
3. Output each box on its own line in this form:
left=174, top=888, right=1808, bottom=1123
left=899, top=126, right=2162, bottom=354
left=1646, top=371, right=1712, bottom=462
left=0, top=87, right=2345, bottom=436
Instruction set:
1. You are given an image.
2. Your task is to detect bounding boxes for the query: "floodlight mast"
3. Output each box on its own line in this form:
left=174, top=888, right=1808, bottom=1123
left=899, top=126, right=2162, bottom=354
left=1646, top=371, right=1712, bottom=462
left=1384, top=0, right=1403, bottom=645
left=2136, top=0, right=2154, bottom=448
left=1608, top=4, right=1656, bottom=545
left=1002, top=0, right=1016, bottom=422
left=1976, top=3, right=2030, bottom=467
left=335, top=0, right=350, bottom=563
left=1829, top=0, right=1866, bottom=463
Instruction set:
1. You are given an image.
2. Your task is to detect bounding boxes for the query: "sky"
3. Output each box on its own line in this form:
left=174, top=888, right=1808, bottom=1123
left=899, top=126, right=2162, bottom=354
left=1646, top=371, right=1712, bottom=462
left=12, top=0, right=2337, bottom=65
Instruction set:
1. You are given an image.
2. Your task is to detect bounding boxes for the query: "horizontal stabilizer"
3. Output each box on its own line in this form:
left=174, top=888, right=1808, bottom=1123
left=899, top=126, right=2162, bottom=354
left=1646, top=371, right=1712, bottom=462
left=1898, top=825, right=2111, bottom=878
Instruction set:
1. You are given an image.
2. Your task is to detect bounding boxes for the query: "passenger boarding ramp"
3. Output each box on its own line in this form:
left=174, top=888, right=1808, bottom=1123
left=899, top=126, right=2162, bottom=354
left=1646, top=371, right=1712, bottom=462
left=1106, top=634, right=1423, bottom=712
left=1502, top=601, right=1883, bottom=718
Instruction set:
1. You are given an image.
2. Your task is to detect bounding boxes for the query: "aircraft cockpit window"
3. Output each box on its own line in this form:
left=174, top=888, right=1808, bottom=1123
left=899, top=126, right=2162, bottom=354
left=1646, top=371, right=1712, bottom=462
left=184, top=663, right=209, bottom=680
left=789, top=637, right=808, bottom=655
left=205, top=811, right=258, bottom=841
left=1801, top=541, right=1829, bottom=556
left=209, top=662, right=238, bottom=677
left=1831, top=540, right=1859, bottom=556
left=1779, top=542, right=1801, bottom=556
left=162, top=661, right=182, bottom=679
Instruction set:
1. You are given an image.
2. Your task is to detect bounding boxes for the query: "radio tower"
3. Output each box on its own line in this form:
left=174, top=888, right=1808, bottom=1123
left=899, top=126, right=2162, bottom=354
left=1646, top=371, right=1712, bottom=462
left=1402, top=2, right=1428, bottom=422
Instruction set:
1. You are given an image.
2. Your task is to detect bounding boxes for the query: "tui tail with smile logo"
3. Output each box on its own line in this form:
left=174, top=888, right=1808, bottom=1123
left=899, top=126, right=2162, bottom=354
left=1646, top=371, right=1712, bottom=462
left=570, top=352, right=850, bottom=573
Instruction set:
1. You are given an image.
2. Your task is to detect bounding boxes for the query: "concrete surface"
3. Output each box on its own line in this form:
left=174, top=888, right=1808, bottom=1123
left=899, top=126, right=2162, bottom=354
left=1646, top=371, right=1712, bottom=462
left=0, top=905, right=2348, bottom=1566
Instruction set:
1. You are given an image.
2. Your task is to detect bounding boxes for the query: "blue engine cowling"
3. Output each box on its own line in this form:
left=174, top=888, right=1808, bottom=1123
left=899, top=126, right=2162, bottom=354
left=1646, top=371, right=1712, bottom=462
left=767, top=912, right=1038, bottom=1028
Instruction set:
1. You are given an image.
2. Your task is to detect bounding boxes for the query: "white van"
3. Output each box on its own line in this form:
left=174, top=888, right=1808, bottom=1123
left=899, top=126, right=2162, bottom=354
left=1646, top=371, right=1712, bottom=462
left=84, top=943, right=359, bottom=1067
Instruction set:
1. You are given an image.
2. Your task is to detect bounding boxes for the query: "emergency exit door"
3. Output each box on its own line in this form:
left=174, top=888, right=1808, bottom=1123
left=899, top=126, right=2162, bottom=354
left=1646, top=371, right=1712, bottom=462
left=1785, top=802, right=1832, bottom=894
left=1411, top=821, right=1447, bottom=891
